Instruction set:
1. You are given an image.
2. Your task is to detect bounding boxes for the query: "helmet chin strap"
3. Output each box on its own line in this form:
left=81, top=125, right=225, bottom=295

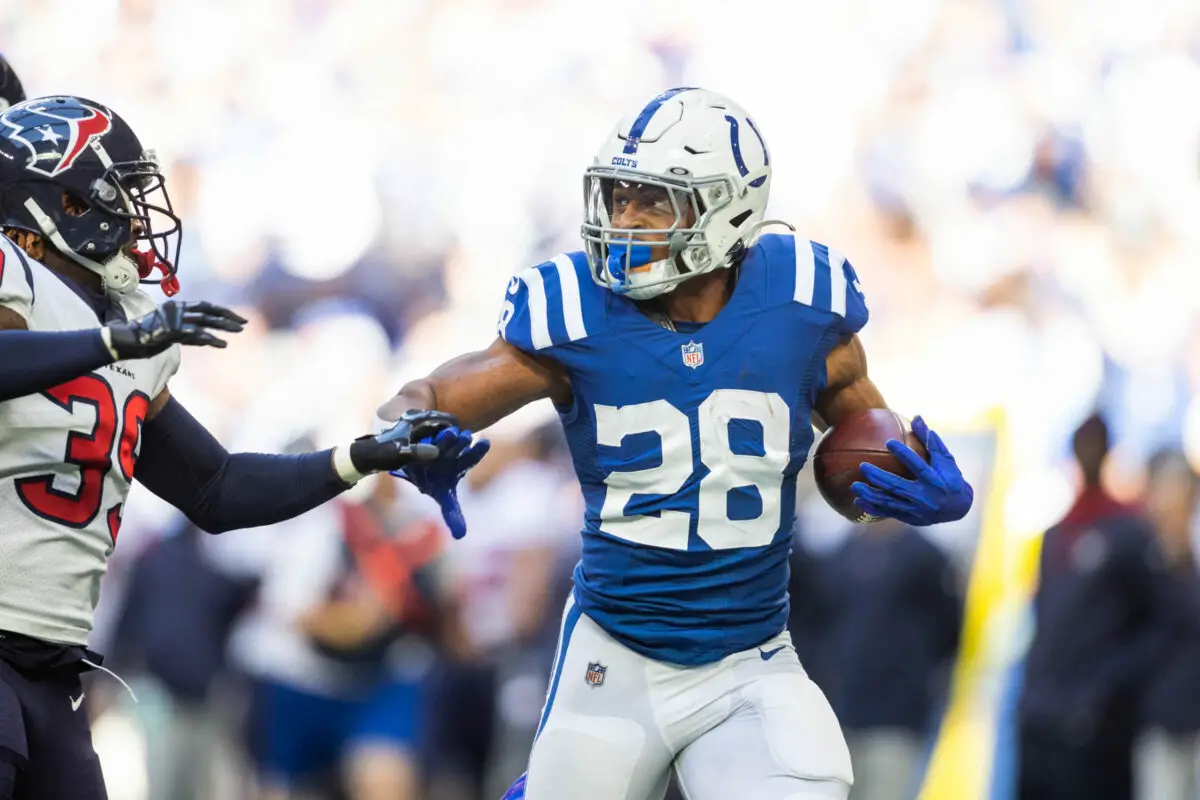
left=23, top=197, right=140, bottom=297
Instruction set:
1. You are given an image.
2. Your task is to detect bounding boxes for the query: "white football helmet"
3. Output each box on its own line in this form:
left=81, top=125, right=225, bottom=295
left=582, top=87, right=772, bottom=300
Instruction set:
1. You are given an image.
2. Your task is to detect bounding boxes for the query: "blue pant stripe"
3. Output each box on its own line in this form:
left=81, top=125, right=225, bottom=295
left=535, top=602, right=583, bottom=740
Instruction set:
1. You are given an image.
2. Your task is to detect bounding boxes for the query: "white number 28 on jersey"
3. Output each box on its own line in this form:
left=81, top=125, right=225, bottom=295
left=595, top=389, right=791, bottom=551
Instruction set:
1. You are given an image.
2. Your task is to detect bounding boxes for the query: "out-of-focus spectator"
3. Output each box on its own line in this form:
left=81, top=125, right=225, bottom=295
left=108, top=520, right=257, bottom=800
left=424, top=410, right=576, bottom=800
left=1133, top=449, right=1200, bottom=800
left=792, top=518, right=962, bottom=800
left=229, top=474, right=442, bottom=800
left=1017, top=415, right=1174, bottom=800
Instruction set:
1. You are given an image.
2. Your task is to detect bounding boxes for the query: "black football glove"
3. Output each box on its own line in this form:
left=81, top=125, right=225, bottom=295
left=345, top=410, right=461, bottom=476
left=107, top=300, right=247, bottom=360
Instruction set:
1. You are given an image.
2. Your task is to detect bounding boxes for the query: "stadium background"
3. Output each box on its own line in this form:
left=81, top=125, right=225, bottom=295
left=4, top=0, right=1200, bottom=798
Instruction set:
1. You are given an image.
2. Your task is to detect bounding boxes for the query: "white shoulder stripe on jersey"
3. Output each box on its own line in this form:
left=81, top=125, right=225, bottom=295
left=793, top=237, right=816, bottom=305
left=551, top=254, right=588, bottom=342
left=520, top=266, right=553, bottom=350
left=0, top=235, right=35, bottom=304
left=827, top=246, right=848, bottom=317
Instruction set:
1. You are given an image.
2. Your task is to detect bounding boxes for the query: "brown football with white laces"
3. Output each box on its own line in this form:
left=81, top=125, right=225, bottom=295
left=811, top=409, right=928, bottom=523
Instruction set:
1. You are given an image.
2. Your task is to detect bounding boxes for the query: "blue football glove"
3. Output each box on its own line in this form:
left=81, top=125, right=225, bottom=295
left=393, top=425, right=490, bottom=540
left=850, top=415, right=973, bottom=527
left=499, top=773, right=527, bottom=800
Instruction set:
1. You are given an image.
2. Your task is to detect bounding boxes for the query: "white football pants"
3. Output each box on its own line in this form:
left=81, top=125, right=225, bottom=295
left=523, top=595, right=853, bottom=800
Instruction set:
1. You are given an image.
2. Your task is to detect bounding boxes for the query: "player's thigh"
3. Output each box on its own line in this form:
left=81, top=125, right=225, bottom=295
left=0, top=662, right=106, bottom=800
left=673, top=651, right=852, bottom=800
left=0, top=663, right=27, bottom=774
left=0, top=663, right=25, bottom=800
left=674, top=708, right=850, bottom=800
left=525, top=596, right=672, bottom=800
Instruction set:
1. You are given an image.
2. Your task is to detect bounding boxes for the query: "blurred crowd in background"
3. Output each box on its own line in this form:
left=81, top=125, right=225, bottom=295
left=3, top=0, right=1200, bottom=798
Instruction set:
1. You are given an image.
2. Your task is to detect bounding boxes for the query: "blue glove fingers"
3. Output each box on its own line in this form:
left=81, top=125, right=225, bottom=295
left=438, top=489, right=468, bottom=539
left=885, top=438, right=941, bottom=487
left=925, top=428, right=957, bottom=468
left=913, top=415, right=953, bottom=461
left=911, top=415, right=931, bottom=447
left=451, top=428, right=475, bottom=459
left=428, top=425, right=465, bottom=454
left=458, top=438, right=491, bottom=472
left=859, top=462, right=917, bottom=495
left=851, top=481, right=917, bottom=514
left=912, top=416, right=958, bottom=471
left=854, top=490, right=928, bottom=525
left=861, top=502, right=925, bottom=527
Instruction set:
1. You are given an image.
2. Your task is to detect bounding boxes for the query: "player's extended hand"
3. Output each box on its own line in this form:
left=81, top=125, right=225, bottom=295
left=347, top=410, right=459, bottom=475
left=107, top=300, right=247, bottom=359
left=850, top=416, right=973, bottom=526
left=393, top=425, right=490, bottom=540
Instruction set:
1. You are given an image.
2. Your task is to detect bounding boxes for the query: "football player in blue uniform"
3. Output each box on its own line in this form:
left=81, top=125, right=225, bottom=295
left=381, top=87, right=973, bottom=800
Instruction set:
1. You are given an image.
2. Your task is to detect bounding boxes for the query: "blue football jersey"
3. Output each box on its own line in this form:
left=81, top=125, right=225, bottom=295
left=498, top=234, right=868, bottom=666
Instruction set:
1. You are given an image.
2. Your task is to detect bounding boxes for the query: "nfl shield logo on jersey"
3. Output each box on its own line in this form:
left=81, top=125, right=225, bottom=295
left=681, top=340, right=704, bottom=369
left=585, top=661, right=607, bottom=687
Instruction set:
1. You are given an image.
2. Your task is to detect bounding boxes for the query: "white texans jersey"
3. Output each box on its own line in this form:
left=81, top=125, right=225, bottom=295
left=0, top=236, right=179, bottom=645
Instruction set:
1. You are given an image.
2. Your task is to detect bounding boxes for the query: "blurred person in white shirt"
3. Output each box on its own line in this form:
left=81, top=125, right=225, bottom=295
left=228, top=465, right=443, bottom=800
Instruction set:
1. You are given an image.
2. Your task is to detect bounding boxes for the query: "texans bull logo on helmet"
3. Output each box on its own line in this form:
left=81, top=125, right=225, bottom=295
left=1, top=99, right=112, bottom=178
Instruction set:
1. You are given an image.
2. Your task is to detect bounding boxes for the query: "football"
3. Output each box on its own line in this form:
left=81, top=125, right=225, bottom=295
left=812, top=409, right=929, bottom=523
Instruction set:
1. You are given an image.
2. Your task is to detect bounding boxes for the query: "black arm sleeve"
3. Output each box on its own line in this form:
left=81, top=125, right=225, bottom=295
left=0, top=329, right=114, bottom=402
left=133, top=396, right=350, bottom=533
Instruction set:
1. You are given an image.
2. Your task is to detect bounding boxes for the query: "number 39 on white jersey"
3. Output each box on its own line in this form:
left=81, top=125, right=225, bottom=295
left=0, top=237, right=179, bottom=645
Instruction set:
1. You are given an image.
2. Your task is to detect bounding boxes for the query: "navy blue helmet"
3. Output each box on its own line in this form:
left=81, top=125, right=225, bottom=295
left=0, top=95, right=180, bottom=296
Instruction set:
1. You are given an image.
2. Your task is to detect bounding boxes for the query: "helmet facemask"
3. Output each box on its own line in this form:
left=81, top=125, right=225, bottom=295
left=86, top=147, right=182, bottom=295
left=582, top=166, right=736, bottom=300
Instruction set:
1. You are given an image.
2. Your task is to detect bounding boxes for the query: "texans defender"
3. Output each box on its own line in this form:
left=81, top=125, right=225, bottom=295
left=381, top=88, right=973, bottom=800
left=0, top=96, right=459, bottom=800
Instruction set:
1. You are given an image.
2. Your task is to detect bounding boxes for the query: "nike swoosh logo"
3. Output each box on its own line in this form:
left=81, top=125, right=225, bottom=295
left=759, top=645, right=786, bottom=661
left=70, top=692, right=85, bottom=712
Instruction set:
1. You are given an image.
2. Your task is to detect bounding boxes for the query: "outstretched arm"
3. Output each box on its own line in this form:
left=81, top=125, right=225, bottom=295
left=377, top=337, right=571, bottom=429
left=0, top=308, right=115, bottom=402
left=0, top=301, right=244, bottom=403
left=376, top=337, right=571, bottom=539
left=134, top=393, right=451, bottom=534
